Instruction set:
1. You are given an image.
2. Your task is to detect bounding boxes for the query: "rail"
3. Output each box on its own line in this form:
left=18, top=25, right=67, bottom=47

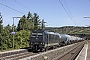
left=55, top=41, right=85, bottom=60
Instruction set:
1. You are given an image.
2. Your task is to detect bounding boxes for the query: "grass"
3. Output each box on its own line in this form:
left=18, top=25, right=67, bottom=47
left=0, top=48, right=19, bottom=52
left=71, top=30, right=90, bottom=34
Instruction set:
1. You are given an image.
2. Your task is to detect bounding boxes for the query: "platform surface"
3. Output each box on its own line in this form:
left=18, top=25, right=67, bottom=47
left=75, top=40, right=90, bottom=60
left=87, top=40, right=90, bottom=60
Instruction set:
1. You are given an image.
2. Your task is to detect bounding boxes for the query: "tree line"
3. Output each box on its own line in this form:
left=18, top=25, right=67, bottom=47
left=0, top=12, right=44, bottom=51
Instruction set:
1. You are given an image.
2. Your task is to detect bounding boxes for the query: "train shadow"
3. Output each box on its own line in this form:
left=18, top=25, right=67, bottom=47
left=20, top=47, right=32, bottom=52
left=20, top=47, right=41, bottom=53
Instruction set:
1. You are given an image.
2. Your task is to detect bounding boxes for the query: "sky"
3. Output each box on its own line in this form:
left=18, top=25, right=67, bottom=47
left=0, top=0, right=90, bottom=27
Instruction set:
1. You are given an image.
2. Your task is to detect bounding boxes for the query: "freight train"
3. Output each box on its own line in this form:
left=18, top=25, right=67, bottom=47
left=30, top=29, right=84, bottom=51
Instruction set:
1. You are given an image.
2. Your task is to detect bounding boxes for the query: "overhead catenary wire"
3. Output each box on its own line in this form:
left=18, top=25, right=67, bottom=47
left=13, top=0, right=52, bottom=27
left=2, top=0, right=7, bottom=5
left=59, top=0, right=77, bottom=26
left=63, top=0, right=73, bottom=17
left=0, top=0, right=56, bottom=27
left=63, top=0, right=77, bottom=26
left=0, top=2, right=25, bottom=14
left=13, top=0, right=34, bottom=13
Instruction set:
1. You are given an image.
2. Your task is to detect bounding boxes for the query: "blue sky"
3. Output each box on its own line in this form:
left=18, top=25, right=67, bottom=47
left=0, top=0, right=90, bottom=27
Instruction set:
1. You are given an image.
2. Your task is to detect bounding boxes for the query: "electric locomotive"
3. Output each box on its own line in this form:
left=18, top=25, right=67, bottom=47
left=30, top=29, right=60, bottom=51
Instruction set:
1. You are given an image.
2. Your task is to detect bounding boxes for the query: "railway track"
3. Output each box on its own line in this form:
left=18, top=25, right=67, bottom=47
left=0, top=48, right=35, bottom=60
left=0, top=41, right=85, bottom=60
left=55, top=41, right=85, bottom=60
left=0, top=51, right=38, bottom=60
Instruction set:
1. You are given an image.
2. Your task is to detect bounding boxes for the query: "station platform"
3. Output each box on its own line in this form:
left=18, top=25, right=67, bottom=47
left=0, top=49, right=28, bottom=58
left=75, top=40, right=90, bottom=60
left=86, top=40, right=90, bottom=60
left=0, top=49, right=26, bottom=54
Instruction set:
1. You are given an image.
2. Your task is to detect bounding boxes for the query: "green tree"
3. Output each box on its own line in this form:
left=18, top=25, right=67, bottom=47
left=17, top=12, right=41, bottom=31
left=27, top=11, right=32, bottom=20
left=27, top=12, right=34, bottom=30
left=1, top=25, right=12, bottom=50
left=0, top=13, right=3, bottom=50
left=33, top=13, right=41, bottom=30
left=17, top=15, right=27, bottom=31
left=14, top=30, right=30, bottom=49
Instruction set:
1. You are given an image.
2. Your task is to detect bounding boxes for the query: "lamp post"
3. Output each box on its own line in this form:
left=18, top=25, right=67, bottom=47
left=41, top=19, right=46, bottom=30
left=84, top=16, right=90, bottom=18
left=12, top=17, right=21, bottom=49
left=85, top=25, right=90, bottom=30
left=84, top=16, right=90, bottom=30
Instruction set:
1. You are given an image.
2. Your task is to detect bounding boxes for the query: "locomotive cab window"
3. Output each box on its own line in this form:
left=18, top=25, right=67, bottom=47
left=37, top=33, right=43, bottom=36
left=31, top=33, right=37, bottom=36
left=31, top=32, right=43, bottom=37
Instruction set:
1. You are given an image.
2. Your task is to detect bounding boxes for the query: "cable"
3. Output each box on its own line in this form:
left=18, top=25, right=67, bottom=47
left=13, top=0, right=57, bottom=27
left=63, top=0, right=77, bottom=25
left=13, top=0, right=34, bottom=13
left=59, top=0, right=76, bottom=25
left=63, top=0, right=72, bottom=16
left=13, top=0, right=53, bottom=27
left=0, top=2, right=25, bottom=14
left=2, top=0, right=7, bottom=5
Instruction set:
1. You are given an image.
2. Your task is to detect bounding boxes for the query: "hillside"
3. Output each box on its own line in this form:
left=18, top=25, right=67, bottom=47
left=45, top=26, right=90, bottom=34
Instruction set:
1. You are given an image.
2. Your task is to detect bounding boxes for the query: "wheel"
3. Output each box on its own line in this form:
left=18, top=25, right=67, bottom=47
left=45, top=47, right=48, bottom=51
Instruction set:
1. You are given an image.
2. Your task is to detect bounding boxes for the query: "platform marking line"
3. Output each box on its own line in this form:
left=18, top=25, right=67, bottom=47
left=85, top=44, right=88, bottom=60
left=75, top=44, right=85, bottom=60
left=75, top=44, right=88, bottom=60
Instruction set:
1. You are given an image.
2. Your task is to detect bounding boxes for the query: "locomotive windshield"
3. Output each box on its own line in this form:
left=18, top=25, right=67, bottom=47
left=30, top=30, right=47, bottom=51
left=31, top=32, right=43, bottom=37
left=32, top=33, right=37, bottom=36
left=30, top=29, right=44, bottom=43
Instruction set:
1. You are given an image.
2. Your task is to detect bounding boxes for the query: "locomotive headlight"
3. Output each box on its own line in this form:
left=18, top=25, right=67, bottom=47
left=36, top=38, right=38, bottom=40
left=30, top=42, right=33, bottom=44
left=40, top=43, right=44, bottom=44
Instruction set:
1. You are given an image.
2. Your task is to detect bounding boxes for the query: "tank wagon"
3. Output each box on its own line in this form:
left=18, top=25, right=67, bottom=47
left=30, top=29, right=83, bottom=51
